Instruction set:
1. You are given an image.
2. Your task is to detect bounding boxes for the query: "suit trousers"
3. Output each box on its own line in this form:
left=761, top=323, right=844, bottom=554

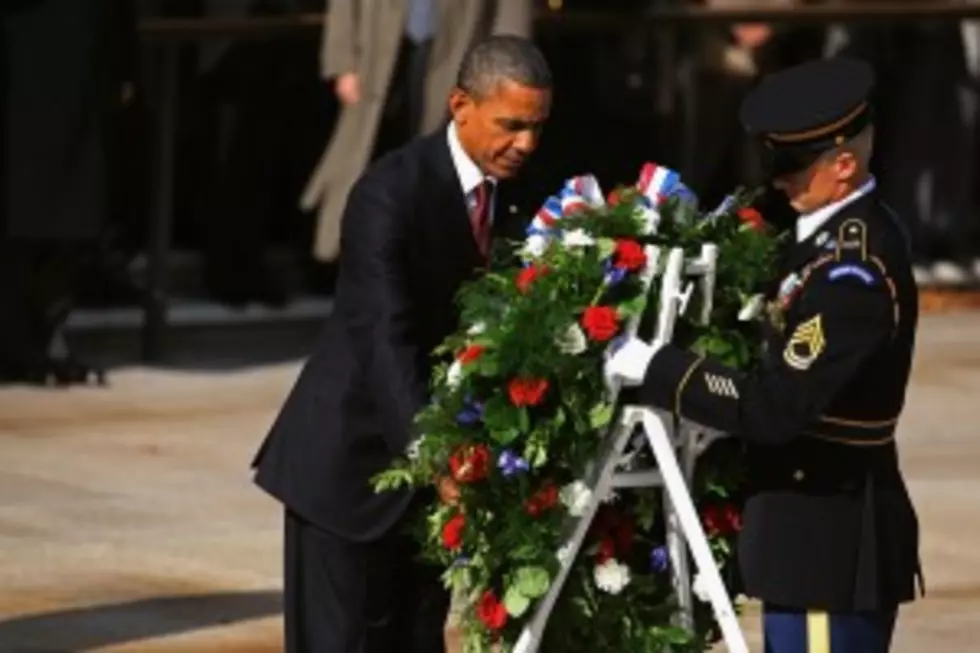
left=763, top=604, right=897, bottom=653
left=283, top=509, right=449, bottom=653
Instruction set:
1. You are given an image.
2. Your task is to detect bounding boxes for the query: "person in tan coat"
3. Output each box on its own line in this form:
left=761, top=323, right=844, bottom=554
left=301, top=0, right=533, bottom=263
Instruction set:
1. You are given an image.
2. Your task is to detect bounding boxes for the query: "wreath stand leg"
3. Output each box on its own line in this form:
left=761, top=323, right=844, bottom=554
left=514, top=245, right=748, bottom=653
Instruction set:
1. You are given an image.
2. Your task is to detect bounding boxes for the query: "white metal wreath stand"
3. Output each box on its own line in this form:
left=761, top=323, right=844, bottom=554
left=514, top=243, right=749, bottom=653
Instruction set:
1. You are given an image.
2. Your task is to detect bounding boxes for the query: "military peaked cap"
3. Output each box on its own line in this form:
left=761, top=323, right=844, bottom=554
left=739, top=57, right=875, bottom=176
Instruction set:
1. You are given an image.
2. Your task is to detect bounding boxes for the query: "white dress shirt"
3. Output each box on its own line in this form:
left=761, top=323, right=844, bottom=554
left=447, top=122, right=495, bottom=221
left=795, top=176, right=876, bottom=243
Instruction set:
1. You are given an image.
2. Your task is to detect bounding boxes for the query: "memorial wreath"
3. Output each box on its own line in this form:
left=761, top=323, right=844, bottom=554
left=374, top=164, right=786, bottom=652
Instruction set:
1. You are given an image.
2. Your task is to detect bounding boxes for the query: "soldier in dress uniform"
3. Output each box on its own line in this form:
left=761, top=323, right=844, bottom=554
left=606, top=58, right=922, bottom=653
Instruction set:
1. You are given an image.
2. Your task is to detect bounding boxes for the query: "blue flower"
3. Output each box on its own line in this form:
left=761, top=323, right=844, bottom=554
left=497, top=449, right=530, bottom=477
left=650, top=545, right=669, bottom=573
left=456, top=398, right=484, bottom=425
left=708, top=194, right=736, bottom=219
left=602, top=258, right=628, bottom=286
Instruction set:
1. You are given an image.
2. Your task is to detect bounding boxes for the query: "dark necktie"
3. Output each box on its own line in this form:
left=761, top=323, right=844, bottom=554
left=471, top=180, right=493, bottom=259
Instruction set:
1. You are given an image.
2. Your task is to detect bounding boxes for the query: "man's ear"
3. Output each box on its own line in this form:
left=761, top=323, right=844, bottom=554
left=448, top=87, right=473, bottom=126
left=835, top=150, right=858, bottom=182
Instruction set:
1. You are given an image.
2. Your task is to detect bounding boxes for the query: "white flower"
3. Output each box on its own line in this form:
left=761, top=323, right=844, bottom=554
left=638, top=206, right=661, bottom=235
left=446, top=360, right=463, bottom=389
left=560, top=480, right=593, bottom=517
left=555, top=323, right=587, bottom=355
left=561, top=228, right=596, bottom=248
left=405, top=435, right=425, bottom=460
left=467, top=322, right=486, bottom=336
left=522, top=233, right=549, bottom=258
left=738, top=294, right=765, bottom=322
left=691, top=572, right=711, bottom=603
left=594, top=558, right=632, bottom=594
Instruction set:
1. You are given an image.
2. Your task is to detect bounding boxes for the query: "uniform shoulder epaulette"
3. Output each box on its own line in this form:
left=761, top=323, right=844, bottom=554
left=826, top=217, right=900, bottom=328
left=824, top=218, right=882, bottom=287
left=835, top=218, right=869, bottom=260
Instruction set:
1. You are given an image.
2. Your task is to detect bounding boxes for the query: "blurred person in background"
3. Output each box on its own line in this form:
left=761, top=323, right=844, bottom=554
left=187, top=0, right=326, bottom=307
left=0, top=0, right=139, bottom=385
left=687, top=0, right=826, bottom=204
left=826, top=5, right=980, bottom=287
left=300, top=0, right=532, bottom=267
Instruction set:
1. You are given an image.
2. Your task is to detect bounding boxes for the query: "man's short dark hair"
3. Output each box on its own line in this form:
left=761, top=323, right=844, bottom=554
left=456, top=35, right=552, bottom=99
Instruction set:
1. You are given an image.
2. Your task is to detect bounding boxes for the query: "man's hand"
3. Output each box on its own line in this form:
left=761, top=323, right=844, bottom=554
left=436, top=476, right=461, bottom=507
left=604, top=337, right=661, bottom=391
left=731, top=23, right=773, bottom=50
left=335, top=72, right=361, bottom=105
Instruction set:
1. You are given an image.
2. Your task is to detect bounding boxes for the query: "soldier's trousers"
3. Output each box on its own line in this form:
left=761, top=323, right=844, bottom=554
left=763, top=604, right=897, bottom=653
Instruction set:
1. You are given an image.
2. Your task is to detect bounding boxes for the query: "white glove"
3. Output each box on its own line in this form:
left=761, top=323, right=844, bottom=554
left=603, top=336, right=661, bottom=390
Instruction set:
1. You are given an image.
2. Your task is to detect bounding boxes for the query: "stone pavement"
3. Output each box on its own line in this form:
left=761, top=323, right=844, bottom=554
left=2, top=313, right=980, bottom=652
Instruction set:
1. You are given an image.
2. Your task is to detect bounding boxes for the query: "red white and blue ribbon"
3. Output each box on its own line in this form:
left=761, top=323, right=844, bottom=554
left=633, top=163, right=698, bottom=234
left=526, top=174, right=605, bottom=239
left=560, top=175, right=605, bottom=214
left=636, top=163, right=697, bottom=208
left=523, top=166, right=705, bottom=257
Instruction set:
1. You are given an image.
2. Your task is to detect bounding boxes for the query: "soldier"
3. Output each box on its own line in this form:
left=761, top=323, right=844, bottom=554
left=606, top=58, right=922, bottom=653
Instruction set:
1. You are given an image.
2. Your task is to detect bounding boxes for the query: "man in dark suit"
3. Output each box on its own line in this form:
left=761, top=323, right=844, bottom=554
left=252, top=35, right=552, bottom=653
left=606, top=58, right=921, bottom=653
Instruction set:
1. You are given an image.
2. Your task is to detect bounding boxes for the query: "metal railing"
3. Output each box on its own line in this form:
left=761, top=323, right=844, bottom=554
left=135, top=3, right=980, bottom=362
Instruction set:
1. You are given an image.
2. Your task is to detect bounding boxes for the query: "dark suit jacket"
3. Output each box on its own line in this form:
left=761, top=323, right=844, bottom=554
left=253, top=130, right=526, bottom=542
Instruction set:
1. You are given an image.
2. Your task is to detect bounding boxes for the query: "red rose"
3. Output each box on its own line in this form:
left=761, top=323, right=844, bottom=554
left=737, top=207, right=765, bottom=231
left=516, top=264, right=548, bottom=294
left=449, top=444, right=492, bottom=484
left=723, top=503, right=743, bottom=532
left=655, top=193, right=666, bottom=206
left=607, top=189, right=622, bottom=206
left=525, top=482, right=559, bottom=517
left=580, top=306, right=620, bottom=342
left=457, top=344, right=485, bottom=365
left=702, top=505, right=723, bottom=536
left=476, top=590, right=508, bottom=630
left=442, top=512, right=466, bottom=550
left=702, top=503, right=741, bottom=536
left=591, top=507, right=634, bottom=561
left=507, top=377, right=550, bottom=407
left=614, top=239, right=647, bottom=271
left=595, top=535, right=616, bottom=564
